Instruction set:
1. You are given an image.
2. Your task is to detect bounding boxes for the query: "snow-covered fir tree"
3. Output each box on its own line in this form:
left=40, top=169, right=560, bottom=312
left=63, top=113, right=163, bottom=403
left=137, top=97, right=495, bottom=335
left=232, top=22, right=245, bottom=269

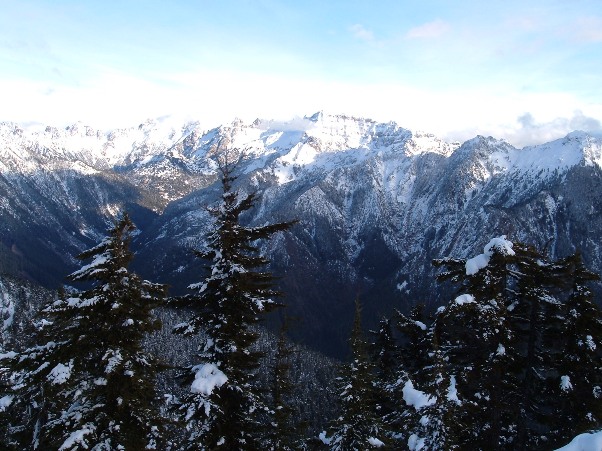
left=510, top=243, right=570, bottom=450
left=394, top=305, right=429, bottom=387
left=433, top=237, right=517, bottom=450
left=266, top=319, right=300, bottom=450
left=3, top=212, right=166, bottom=450
left=325, top=298, right=386, bottom=450
left=384, top=304, right=430, bottom=444
left=369, top=316, right=401, bottom=441
left=172, top=159, right=296, bottom=450
left=406, top=322, right=461, bottom=451
left=0, top=280, right=16, bottom=446
left=552, top=252, right=602, bottom=443
left=431, top=236, right=602, bottom=450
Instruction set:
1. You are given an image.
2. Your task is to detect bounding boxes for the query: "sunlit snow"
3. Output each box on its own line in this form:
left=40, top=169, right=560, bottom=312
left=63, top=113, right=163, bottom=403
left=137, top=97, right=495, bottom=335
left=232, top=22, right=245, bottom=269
left=466, top=236, right=515, bottom=275
left=555, top=430, right=602, bottom=451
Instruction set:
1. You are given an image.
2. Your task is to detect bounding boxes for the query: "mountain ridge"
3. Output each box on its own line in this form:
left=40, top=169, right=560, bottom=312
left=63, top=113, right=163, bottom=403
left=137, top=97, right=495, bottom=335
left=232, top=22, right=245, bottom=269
left=2, top=113, right=602, bottom=355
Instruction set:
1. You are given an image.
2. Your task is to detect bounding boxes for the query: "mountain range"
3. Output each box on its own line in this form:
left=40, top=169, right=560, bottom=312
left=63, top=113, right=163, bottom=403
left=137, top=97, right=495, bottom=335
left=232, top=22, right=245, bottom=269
left=1, top=112, right=601, bottom=356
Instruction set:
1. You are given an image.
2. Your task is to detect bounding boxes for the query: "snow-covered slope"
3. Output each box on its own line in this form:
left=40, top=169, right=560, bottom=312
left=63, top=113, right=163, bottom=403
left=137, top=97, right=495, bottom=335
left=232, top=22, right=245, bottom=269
left=555, top=430, right=602, bottom=451
left=1, top=113, right=601, bottom=355
left=0, top=275, right=53, bottom=351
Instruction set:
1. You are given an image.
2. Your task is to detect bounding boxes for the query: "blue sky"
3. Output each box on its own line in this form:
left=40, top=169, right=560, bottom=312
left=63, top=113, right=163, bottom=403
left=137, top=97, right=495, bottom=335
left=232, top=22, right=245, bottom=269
left=1, top=0, right=601, bottom=146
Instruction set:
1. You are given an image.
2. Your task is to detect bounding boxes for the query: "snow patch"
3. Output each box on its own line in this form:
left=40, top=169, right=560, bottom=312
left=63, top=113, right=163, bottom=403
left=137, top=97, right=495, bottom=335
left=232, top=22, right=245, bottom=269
left=318, top=431, right=331, bottom=445
left=465, top=254, right=490, bottom=276
left=1, top=289, right=15, bottom=331
left=0, top=395, right=13, bottom=411
left=70, top=255, right=108, bottom=279
left=103, top=349, right=123, bottom=374
left=454, top=294, right=475, bottom=305
left=447, top=375, right=460, bottom=404
left=402, top=380, right=435, bottom=409
left=466, top=236, right=515, bottom=275
left=190, top=363, right=228, bottom=396
left=0, top=351, right=17, bottom=360
left=585, top=335, right=596, bottom=351
left=560, top=375, right=573, bottom=392
left=48, top=361, right=73, bottom=385
left=59, top=427, right=94, bottom=450
left=408, top=433, right=426, bottom=450
left=414, top=320, right=427, bottom=331
left=368, top=437, right=385, bottom=447
left=555, top=430, right=602, bottom=451
left=397, top=280, right=408, bottom=291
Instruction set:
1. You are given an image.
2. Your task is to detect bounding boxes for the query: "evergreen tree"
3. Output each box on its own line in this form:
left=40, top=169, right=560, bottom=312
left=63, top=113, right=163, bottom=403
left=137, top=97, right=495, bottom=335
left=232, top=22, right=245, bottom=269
left=382, top=304, right=431, bottom=444
left=370, top=317, right=398, bottom=389
left=172, top=159, right=296, bottom=450
left=394, top=304, right=429, bottom=387
left=511, top=243, right=569, bottom=450
left=552, top=252, right=602, bottom=444
left=369, top=317, right=399, bottom=427
left=407, top=319, right=461, bottom=451
left=0, top=346, right=17, bottom=449
left=433, top=237, right=517, bottom=450
left=266, top=319, right=300, bottom=450
left=432, top=236, right=602, bottom=449
left=0, top=282, right=18, bottom=449
left=326, top=298, right=386, bottom=450
left=5, top=212, right=166, bottom=450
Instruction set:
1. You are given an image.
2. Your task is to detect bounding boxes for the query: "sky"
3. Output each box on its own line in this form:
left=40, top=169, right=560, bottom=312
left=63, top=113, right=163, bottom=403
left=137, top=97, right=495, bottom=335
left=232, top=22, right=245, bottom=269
left=1, top=0, right=602, bottom=147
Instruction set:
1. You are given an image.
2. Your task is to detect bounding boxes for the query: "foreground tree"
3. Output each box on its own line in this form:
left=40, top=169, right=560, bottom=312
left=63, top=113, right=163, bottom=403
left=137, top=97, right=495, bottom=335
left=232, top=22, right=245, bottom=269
left=4, top=213, right=166, bottom=450
left=552, top=252, right=602, bottom=443
left=394, top=304, right=429, bottom=387
left=510, top=243, right=569, bottom=450
left=369, top=316, right=401, bottom=435
left=432, top=236, right=602, bottom=449
left=407, top=321, right=461, bottom=451
left=325, top=298, right=386, bottom=450
left=433, top=237, right=517, bottom=450
left=266, top=319, right=300, bottom=450
left=173, top=159, right=296, bottom=449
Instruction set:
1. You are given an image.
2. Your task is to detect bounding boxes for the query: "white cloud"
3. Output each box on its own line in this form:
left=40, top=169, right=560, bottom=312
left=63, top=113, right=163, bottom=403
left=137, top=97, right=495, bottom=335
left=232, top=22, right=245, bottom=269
left=258, top=117, right=316, bottom=132
left=572, top=16, right=602, bottom=43
left=349, top=24, right=374, bottom=41
left=444, top=108, right=602, bottom=148
left=509, top=111, right=602, bottom=147
left=406, top=19, right=450, bottom=39
left=1, top=67, right=600, bottom=148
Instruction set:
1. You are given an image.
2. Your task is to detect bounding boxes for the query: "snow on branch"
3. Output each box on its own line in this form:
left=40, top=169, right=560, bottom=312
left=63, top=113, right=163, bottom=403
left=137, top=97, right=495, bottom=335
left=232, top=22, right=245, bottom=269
left=0, top=395, right=13, bottom=412
left=402, top=380, right=435, bottom=409
left=368, top=437, right=385, bottom=447
left=190, top=363, right=228, bottom=396
left=69, top=254, right=109, bottom=280
left=59, top=427, right=95, bottom=451
left=466, top=235, right=515, bottom=275
left=447, top=375, right=461, bottom=404
left=47, top=361, right=73, bottom=385
left=454, top=294, right=475, bottom=305
left=560, top=375, right=573, bottom=392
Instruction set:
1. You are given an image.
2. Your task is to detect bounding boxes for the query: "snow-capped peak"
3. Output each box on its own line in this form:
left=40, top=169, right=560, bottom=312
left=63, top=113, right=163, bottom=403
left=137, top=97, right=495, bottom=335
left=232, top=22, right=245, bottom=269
left=2, top=114, right=600, bottom=187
